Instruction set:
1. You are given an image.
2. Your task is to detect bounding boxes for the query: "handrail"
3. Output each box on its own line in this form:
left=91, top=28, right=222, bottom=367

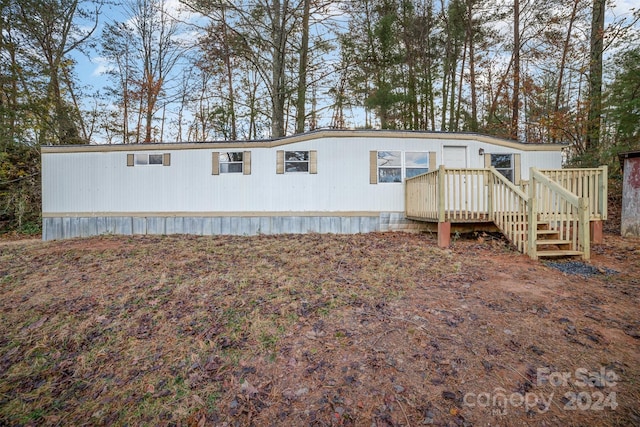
left=405, top=167, right=492, bottom=222
left=489, top=167, right=529, bottom=254
left=490, top=166, right=528, bottom=200
left=440, top=167, right=492, bottom=222
left=528, top=168, right=590, bottom=260
left=531, top=169, right=580, bottom=205
left=537, top=166, right=607, bottom=220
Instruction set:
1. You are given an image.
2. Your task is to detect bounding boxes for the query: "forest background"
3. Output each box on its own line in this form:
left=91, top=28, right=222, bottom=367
left=1, top=0, right=638, bottom=233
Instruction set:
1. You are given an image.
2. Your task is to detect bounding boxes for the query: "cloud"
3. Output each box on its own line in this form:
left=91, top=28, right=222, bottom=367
left=91, top=56, right=113, bottom=77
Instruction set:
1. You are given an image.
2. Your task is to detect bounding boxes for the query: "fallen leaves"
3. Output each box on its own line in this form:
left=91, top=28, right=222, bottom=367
left=0, top=233, right=638, bottom=426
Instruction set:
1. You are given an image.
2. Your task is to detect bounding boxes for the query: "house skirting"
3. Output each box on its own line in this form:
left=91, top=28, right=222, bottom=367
left=41, top=213, right=431, bottom=241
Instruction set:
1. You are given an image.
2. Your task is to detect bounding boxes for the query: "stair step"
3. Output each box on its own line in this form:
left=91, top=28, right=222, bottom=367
left=536, top=229, right=559, bottom=235
left=536, top=239, right=572, bottom=246
left=537, top=250, right=584, bottom=257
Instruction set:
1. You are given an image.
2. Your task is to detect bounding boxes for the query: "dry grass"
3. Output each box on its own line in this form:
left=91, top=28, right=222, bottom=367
left=0, top=232, right=638, bottom=426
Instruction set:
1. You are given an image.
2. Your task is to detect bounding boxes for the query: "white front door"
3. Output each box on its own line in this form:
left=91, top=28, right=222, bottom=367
left=442, top=146, right=470, bottom=215
left=443, top=146, right=468, bottom=168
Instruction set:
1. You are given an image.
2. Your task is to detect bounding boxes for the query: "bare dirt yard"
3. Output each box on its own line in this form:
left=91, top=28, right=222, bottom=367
left=0, top=231, right=638, bottom=426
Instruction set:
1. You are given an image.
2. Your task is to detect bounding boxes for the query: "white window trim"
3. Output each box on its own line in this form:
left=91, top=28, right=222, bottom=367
left=134, top=153, right=163, bottom=166
left=284, top=150, right=310, bottom=173
left=491, top=153, right=515, bottom=182
left=219, top=152, right=244, bottom=174
left=377, top=151, right=430, bottom=183
left=404, top=151, right=430, bottom=179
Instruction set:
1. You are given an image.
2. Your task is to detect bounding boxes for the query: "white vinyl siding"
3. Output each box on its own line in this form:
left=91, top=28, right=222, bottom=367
left=42, top=134, right=559, bottom=215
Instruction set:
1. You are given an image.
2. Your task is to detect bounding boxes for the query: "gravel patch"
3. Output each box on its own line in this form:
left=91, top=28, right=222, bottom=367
left=544, top=260, right=619, bottom=277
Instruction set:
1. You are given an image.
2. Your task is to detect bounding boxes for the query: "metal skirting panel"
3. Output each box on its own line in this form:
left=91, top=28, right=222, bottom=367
left=42, top=214, right=431, bottom=241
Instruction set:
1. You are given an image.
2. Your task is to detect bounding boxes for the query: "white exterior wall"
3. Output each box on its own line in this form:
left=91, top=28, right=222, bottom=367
left=41, top=131, right=563, bottom=239
left=42, top=133, right=562, bottom=215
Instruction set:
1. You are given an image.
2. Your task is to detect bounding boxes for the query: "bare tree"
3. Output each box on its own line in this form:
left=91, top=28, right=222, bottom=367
left=102, top=0, right=185, bottom=143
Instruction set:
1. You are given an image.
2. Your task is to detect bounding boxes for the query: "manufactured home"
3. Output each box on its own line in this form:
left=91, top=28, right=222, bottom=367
left=42, top=130, right=607, bottom=259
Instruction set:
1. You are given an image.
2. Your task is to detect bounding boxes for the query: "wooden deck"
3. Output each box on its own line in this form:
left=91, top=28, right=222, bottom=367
left=406, top=212, right=492, bottom=223
left=405, top=166, right=608, bottom=260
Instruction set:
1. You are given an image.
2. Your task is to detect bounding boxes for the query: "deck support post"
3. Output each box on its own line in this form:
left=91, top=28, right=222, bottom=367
left=437, top=221, right=451, bottom=248
left=590, top=220, right=603, bottom=244
left=487, top=168, right=494, bottom=221
left=437, top=165, right=446, bottom=223
left=527, top=168, right=538, bottom=260
left=579, top=198, right=591, bottom=260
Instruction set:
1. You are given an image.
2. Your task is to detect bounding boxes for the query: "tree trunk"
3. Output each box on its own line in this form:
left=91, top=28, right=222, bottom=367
left=221, top=6, right=237, bottom=140
left=511, top=0, right=520, bottom=141
left=555, top=0, right=579, bottom=114
left=271, top=0, right=288, bottom=138
left=454, top=34, right=467, bottom=131
left=587, top=0, right=605, bottom=151
left=295, top=0, right=311, bottom=134
left=466, top=0, right=478, bottom=132
left=144, top=72, right=154, bottom=143
left=62, top=66, right=88, bottom=141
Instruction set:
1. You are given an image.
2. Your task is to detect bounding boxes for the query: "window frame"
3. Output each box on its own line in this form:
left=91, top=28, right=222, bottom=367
left=404, top=151, right=430, bottom=179
left=284, top=150, right=310, bottom=173
left=491, top=153, right=514, bottom=183
left=377, top=151, right=402, bottom=183
left=376, top=151, right=430, bottom=183
left=133, top=153, right=164, bottom=166
left=219, top=151, right=244, bottom=174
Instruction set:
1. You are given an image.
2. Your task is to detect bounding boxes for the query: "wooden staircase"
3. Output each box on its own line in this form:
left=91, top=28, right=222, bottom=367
left=534, top=223, right=584, bottom=258
left=405, top=165, right=608, bottom=261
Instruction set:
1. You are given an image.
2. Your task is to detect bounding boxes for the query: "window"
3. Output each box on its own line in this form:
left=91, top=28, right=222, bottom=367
left=377, top=151, right=402, bottom=182
left=491, top=154, right=514, bottom=182
left=212, top=151, right=251, bottom=175
left=220, top=152, right=243, bottom=173
left=405, top=152, right=429, bottom=178
left=276, top=150, right=317, bottom=174
left=376, top=151, right=429, bottom=183
left=136, top=153, right=163, bottom=165
left=128, top=153, right=170, bottom=166
left=285, top=151, right=309, bottom=172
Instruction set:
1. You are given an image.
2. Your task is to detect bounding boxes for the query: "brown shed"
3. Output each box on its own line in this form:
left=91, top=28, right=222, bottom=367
left=619, top=150, right=640, bottom=237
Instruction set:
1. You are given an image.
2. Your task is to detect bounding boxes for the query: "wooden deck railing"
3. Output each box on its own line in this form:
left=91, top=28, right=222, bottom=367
left=489, top=168, right=529, bottom=254
left=520, top=166, right=607, bottom=220
left=441, top=168, right=490, bottom=221
left=405, top=169, right=440, bottom=221
left=405, top=166, right=491, bottom=222
left=405, top=166, right=605, bottom=260
left=527, top=168, right=590, bottom=260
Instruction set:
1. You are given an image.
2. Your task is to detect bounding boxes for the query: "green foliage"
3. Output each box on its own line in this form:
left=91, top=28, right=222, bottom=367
left=0, top=144, right=41, bottom=233
left=0, top=0, right=98, bottom=233
left=605, top=47, right=640, bottom=148
left=342, top=0, right=416, bottom=129
left=572, top=45, right=640, bottom=178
